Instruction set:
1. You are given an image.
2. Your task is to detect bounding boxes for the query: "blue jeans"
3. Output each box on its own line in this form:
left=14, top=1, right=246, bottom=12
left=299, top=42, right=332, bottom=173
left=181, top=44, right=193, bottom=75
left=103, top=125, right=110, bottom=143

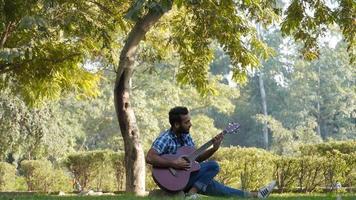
left=184, top=160, right=249, bottom=197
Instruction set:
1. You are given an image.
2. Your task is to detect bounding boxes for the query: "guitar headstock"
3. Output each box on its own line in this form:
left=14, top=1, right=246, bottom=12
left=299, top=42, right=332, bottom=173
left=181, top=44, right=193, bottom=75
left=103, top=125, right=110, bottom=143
left=223, top=122, right=240, bottom=135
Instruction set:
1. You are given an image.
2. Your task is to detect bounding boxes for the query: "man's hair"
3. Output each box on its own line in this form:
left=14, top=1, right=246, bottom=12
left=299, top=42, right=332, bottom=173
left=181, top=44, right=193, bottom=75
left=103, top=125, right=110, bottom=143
left=169, top=106, right=189, bottom=126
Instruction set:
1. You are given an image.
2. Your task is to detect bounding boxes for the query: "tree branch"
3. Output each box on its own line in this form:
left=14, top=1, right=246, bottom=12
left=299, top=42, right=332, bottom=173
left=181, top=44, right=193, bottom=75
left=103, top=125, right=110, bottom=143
left=0, top=22, right=15, bottom=49
left=89, top=0, right=115, bottom=15
left=116, top=8, right=167, bottom=80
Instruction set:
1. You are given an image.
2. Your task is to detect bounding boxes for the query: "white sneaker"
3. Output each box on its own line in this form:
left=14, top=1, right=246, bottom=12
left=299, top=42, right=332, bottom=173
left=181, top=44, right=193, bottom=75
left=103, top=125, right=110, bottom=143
left=185, top=193, right=199, bottom=199
left=258, top=180, right=276, bottom=199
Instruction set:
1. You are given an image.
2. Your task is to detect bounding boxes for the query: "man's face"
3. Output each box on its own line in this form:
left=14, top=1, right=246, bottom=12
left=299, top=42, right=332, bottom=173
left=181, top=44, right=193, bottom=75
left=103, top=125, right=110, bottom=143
left=176, top=114, right=192, bottom=134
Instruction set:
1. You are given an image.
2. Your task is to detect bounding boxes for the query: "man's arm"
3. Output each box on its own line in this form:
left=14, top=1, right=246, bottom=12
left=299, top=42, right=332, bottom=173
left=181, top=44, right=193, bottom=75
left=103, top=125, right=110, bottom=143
left=146, top=148, right=190, bottom=170
left=196, top=147, right=218, bottom=162
left=196, top=133, right=224, bottom=162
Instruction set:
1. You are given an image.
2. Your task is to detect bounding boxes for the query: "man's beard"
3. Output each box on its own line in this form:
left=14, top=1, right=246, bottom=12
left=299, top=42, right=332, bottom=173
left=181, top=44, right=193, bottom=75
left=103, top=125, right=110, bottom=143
left=177, top=126, right=190, bottom=134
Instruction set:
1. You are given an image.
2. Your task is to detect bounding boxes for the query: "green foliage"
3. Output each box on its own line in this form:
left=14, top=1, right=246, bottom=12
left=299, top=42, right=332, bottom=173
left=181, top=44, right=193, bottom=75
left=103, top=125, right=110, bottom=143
left=21, top=160, right=51, bottom=192
left=0, top=0, right=130, bottom=105
left=212, top=146, right=355, bottom=193
left=59, top=79, right=122, bottom=151
left=0, top=162, right=16, bottom=191
left=1, top=145, right=355, bottom=193
left=276, top=155, right=352, bottom=193
left=342, top=153, right=356, bottom=188
left=111, top=152, right=125, bottom=191
left=14, top=176, right=27, bottom=191
left=274, top=157, right=300, bottom=192
left=323, top=151, right=348, bottom=190
left=281, top=0, right=356, bottom=61
left=125, top=0, right=173, bottom=21
left=124, top=0, right=355, bottom=96
left=299, top=141, right=356, bottom=156
left=212, top=147, right=276, bottom=190
left=0, top=0, right=354, bottom=139
left=21, top=160, right=71, bottom=193
left=285, top=43, right=355, bottom=140
left=255, top=114, right=322, bottom=155
left=224, top=31, right=354, bottom=148
left=273, top=142, right=356, bottom=192
left=145, top=168, right=157, bottom=191
left=169, top=0, right=278, bottom=94
left=51, top=169, right=73, bottom=193
left=64, top=150, right=117, bottom=191
left=297, top=156, right=326, bottom=192
left=130, top=66, right=240, bottom=149
left=0, top=89, right=77, bottom=161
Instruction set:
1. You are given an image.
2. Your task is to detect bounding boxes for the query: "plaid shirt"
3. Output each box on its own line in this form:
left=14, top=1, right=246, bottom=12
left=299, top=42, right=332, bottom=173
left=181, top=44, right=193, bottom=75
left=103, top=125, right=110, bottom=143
left=152, top=129, right=195, bottom=155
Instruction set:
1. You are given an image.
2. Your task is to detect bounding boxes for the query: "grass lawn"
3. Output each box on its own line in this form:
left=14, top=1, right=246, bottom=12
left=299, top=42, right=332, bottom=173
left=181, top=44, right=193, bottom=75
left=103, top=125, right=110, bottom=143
left=0, top=193, right=355, bottom=200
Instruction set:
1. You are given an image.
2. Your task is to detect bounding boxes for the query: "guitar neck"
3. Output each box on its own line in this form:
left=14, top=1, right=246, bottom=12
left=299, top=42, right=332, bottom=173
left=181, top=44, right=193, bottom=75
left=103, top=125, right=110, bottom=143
left=187, top=131, right=226, bottom=161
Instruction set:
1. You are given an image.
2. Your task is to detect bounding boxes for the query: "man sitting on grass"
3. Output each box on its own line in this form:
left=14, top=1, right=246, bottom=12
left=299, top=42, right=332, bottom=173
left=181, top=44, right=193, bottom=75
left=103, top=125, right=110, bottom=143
left=146, top=106, right=276, bottom=199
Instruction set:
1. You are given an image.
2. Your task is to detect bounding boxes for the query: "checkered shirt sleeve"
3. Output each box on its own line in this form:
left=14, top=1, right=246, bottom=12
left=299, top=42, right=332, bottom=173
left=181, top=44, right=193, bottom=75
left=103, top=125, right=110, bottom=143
left=151, top=132, right=170, bottom=155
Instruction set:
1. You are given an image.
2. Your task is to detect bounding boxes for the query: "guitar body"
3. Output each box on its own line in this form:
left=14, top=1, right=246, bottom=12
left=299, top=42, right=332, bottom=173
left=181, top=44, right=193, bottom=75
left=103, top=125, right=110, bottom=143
left=152, top=146, right=201, bottom=192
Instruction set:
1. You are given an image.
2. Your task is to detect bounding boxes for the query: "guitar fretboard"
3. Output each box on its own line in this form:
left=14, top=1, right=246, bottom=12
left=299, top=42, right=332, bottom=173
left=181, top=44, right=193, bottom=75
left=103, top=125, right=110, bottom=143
left=187, top=130, right=226, bottom=161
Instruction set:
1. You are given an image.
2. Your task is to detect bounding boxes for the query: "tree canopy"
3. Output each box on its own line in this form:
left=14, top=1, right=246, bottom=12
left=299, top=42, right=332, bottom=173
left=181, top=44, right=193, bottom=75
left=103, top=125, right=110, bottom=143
left=0, top=0, right=354, bottom=104
left=0, top=0, right=131, bottom=105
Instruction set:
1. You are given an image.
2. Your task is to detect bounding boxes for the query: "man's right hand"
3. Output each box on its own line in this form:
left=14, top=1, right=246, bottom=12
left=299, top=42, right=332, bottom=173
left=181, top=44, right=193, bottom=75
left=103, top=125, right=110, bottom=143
left=171, top=158, right=190, bottom=170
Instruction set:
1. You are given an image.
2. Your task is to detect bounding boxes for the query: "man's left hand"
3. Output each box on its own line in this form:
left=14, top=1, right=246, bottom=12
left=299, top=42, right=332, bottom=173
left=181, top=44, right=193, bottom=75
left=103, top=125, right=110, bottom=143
left=212, top=133, right=224, bottom=150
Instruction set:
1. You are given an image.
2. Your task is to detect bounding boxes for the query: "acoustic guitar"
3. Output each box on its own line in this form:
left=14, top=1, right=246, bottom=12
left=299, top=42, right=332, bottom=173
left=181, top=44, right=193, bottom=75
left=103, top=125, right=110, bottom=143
left=152, top=122, right=240, bottom=192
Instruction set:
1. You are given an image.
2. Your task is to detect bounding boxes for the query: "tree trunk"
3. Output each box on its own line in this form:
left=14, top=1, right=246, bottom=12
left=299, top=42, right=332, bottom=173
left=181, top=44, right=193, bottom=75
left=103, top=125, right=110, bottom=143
left=258, top=73, right=269, bottom=149
left=316, top=101, right=321, bottom=136
left=316, top=64, right=323, bottom=139
left=256, top=23, right=268, bottom=149
left=114, top=7, right=170, bottom=195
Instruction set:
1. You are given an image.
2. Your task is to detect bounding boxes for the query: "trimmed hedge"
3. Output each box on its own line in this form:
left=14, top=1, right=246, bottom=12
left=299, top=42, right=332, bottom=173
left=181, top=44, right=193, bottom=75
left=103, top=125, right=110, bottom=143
left=300, top=141, right=356, bottom=156
left=212, top=147, right=276, bottom=190
left=274, top=157, right=299, bottom=192
left=64, top=150, right=158, bottom=191
left=111, top=152, right=126, bottom=191
left=0, top=141, right=354, bottom=193
left=0, top=162, right=16, bottom=191
left=20, top=160, right=72, bottom=193
left=64, top=150, right=118, bottom=192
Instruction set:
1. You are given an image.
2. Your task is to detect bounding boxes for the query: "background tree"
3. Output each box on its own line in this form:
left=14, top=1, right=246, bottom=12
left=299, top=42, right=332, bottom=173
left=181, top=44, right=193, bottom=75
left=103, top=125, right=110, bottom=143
left=284, top=42, right=355, bottom=140
left=0, top=89, right=77, bottom=162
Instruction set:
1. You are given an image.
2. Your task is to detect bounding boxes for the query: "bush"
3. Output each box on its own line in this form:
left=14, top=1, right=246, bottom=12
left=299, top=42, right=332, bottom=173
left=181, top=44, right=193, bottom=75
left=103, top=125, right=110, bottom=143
left=274, top=155, right=353, bottom=193
left=51, top=169, right=72, bottom=192
left=14, top=176, right=27, bottom=191
left=21, top=160, right=53, bottom=192
left=0, top=162, right=16, bottom=191
left=300, top=141, right=356, bottom=156
left=64, top=146, right=356, bottom=193
left=111, top=151, right=128, bottom=191
left=322, top=151, right=348, bottom=191
left=212, top=147, right=276, bottom=190
left=111, top=151, right=158, bottom=191
left=274, top=157, right=299, bottom=192
left=298, top=141, right=355, bottom=191
left=20, top=160, right=72, bottom=193
left=341, top=153, right=356, bottom=189
left=64, top=150, right=117, bottom=192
